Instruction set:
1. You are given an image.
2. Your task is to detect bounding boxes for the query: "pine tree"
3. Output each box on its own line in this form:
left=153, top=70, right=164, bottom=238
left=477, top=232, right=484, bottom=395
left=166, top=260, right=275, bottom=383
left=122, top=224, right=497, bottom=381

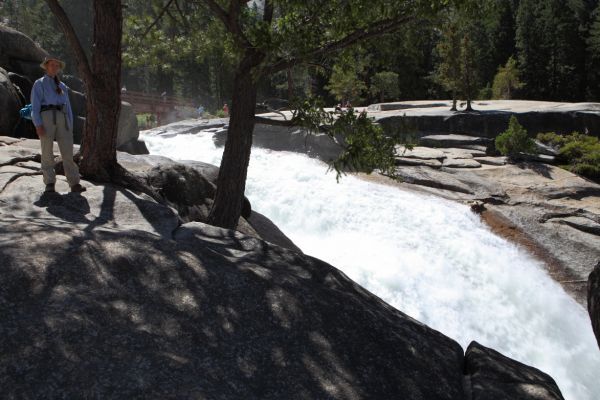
left=587, top=4, right=600, bottom=99
left=492, top=56, right=524, bottom=99
left=433, top=18, right=462, bottom=111
left=517, top=0, right=587, bottom=100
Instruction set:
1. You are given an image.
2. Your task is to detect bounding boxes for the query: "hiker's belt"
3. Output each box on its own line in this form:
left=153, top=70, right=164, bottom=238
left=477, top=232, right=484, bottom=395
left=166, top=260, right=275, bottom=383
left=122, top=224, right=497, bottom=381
left=40, top=104, right=64, bottom=112
left=40, top=104, right=67, bottom=126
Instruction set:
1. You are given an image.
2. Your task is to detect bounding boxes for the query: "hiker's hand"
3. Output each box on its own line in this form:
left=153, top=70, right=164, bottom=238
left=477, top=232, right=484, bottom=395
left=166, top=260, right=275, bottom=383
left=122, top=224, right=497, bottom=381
left=35, top=126, right=45, bottom=137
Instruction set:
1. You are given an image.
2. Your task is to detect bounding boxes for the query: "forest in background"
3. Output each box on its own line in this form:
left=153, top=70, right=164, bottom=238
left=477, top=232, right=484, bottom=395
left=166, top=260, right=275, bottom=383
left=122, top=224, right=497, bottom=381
left=3, top=0, right=600, bottom=112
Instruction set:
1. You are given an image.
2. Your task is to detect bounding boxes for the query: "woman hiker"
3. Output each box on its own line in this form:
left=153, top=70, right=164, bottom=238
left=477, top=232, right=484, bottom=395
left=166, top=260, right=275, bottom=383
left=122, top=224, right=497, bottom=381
left=31, top=56, right=85, bottom=193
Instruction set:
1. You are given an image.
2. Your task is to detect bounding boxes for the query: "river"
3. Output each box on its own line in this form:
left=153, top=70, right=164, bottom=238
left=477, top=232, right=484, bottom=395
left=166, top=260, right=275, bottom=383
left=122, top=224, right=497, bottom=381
left=142, top=128, right=600, bottom=400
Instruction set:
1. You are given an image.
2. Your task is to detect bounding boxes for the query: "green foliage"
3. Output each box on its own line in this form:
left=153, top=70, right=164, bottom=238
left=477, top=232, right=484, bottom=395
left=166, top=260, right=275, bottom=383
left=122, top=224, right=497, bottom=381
left=432, top=8, right=483, bottom=106
left=516, top=0, right=587, bottom=101
left=433, top=17, right=462, bottom=99
left=214, top=110, right=227, bottom=118
left=292, top=98, right=397, bottom=181
left=492, top=56, right=524, bottom=99
left=370, top=71, right=400, bottom=102
left=326, top=64, right=367, bottom=104
left=537, top=131, right=600, bottom=181
left=329, top=110, right=397, bottom=180
left=495, top=116, right=536, bottom=160
left=477, top=83, right=492, bottom=100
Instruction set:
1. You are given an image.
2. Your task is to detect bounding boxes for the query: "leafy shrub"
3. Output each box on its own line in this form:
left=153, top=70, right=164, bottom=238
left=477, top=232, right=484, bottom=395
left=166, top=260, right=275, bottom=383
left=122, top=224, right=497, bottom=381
left=215, top=110, right=227, bottom=118
left=495, top=116, right=536, bottom=160
left=536, top=131, right=600, bottom=182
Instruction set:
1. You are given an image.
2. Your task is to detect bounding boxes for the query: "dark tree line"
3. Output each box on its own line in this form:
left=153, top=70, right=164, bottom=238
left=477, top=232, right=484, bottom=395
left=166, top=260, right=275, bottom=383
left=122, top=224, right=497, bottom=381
left=4, top=0, right=600, bottom=107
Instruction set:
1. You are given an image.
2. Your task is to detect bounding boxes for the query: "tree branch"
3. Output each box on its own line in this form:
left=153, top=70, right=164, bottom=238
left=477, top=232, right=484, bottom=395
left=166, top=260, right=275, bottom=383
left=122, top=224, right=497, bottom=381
left=173, top=0, right=190, bottom=31
left=44, top=0, right=93, bottom=85
left=141, top=0, right=175, bottom=39
left=263, top=14, right=414, bottom=75
left=201, top=0, right=252, bottom=49
left=254, top=116, right=297, bottom=127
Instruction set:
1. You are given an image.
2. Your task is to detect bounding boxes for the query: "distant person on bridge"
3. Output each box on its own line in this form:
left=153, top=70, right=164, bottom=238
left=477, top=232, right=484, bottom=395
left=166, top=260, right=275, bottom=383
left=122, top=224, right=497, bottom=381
left=223, top=103, right=229, bottom=116
left=31, top=56, right=85, bottom=194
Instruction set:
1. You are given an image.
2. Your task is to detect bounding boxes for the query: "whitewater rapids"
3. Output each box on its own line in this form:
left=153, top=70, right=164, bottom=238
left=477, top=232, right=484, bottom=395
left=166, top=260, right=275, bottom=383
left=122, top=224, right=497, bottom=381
left=142, top=129, right=600, bottom=400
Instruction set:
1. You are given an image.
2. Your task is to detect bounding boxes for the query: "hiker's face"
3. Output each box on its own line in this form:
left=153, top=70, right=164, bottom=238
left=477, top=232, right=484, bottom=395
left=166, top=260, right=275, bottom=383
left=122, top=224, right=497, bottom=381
left=46, top=60, right=61, bottom=76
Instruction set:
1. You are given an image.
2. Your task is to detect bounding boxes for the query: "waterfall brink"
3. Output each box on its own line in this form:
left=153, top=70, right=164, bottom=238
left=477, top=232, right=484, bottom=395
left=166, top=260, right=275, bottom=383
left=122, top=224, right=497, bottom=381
left=143, top=129, right=600, bottom=400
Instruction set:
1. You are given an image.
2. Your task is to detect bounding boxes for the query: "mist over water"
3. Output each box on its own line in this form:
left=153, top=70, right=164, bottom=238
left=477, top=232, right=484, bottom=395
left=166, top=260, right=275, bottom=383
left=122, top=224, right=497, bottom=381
left=143, top=130, right=600, bottom=400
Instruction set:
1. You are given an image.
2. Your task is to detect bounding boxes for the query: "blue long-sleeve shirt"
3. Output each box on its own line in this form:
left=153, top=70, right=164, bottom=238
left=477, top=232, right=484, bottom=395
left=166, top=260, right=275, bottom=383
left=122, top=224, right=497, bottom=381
left=30, top=75, right=73, bottom=129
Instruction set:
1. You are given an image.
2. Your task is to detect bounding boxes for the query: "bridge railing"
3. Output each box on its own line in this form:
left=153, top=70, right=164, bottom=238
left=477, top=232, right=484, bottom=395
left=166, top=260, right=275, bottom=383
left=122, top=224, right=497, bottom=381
left=121, top=90, right=196, bottom=113
left=121, top=90, right=197, bottom=125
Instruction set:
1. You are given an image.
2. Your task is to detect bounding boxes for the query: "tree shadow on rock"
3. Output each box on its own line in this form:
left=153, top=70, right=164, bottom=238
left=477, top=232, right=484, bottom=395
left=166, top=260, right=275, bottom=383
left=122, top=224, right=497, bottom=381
left=518, top=161, right=553, bottom=179
left=0, top=218, right=466, bottom=399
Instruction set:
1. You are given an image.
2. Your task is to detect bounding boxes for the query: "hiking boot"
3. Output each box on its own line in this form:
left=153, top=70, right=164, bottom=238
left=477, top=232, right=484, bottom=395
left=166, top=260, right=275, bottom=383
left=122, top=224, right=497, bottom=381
left=44, top=183, right=55, bottom=193
left=70, top=183, right=86, bottom=193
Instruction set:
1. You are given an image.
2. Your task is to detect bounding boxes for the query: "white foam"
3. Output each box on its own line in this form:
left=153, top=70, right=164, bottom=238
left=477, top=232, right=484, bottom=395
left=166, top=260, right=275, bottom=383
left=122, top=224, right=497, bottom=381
left=143, top=130, right=600, bottom=400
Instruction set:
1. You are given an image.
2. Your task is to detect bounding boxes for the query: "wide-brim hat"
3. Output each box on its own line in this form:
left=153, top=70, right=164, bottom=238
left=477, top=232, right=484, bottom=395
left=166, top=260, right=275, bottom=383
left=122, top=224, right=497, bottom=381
left=40, top=56, right=66, bottom=70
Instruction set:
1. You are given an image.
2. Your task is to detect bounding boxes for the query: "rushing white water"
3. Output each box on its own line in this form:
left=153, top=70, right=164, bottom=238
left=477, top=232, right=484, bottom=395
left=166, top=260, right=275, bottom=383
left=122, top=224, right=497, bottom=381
left=143, top=129, right=600, bottom=400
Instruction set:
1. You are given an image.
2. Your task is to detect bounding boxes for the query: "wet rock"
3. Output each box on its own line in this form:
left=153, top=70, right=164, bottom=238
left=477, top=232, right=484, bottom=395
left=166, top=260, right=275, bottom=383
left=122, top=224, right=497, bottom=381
left=589, top=262, right=600, bottom=349
left=465, top=341, right=565, bottom=400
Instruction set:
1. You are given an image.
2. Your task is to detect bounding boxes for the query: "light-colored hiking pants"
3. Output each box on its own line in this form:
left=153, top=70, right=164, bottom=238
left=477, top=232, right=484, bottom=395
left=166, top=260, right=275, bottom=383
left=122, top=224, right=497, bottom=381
left=40, top=110, right=80, bottom=186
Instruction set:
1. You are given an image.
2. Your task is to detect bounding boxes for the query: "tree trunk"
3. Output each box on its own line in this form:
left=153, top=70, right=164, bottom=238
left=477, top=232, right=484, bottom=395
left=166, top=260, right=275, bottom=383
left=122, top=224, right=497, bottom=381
left=450, top=95, right=457, bottom=111
left=465, top=99, right=473, bottom=112
left=286, top=67, right=294, bottom=101
left=79, top=0, right=122, bottom=181
left=208, top=52, right=263, bottom=229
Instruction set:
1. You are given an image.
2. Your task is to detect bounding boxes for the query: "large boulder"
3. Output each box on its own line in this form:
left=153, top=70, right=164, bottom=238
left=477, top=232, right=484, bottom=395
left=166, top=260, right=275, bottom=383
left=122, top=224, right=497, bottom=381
left=0, top=25, right=47, bottom=81
left=144, top=162, right=251, bottom=222
left=68, top=89, right=86, bottom=118
left=117, top=101, right=140, bottom=147
left=0, top=138, right=566, bottom=399
left=62, top=74, right=85, bottom=93
left=373, top=101, right=600, bottom=139
left=0, top=68, right=21, bottom=136
left=464, top=341, right=565, bottom=400
left=589, top=261, right=600, bottom=349
left=7, top=72, right=31, bottom=104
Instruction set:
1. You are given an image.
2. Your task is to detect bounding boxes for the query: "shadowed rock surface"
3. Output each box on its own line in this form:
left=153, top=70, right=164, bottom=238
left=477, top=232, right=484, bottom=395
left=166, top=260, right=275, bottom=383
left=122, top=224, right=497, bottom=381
left=465, top=342, right=565, bottom=400
left=370, top=100, right=600, bottom=138
left=0, top=137, right=565, bottom=399
left=589, top=262, right=600, bottom=349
